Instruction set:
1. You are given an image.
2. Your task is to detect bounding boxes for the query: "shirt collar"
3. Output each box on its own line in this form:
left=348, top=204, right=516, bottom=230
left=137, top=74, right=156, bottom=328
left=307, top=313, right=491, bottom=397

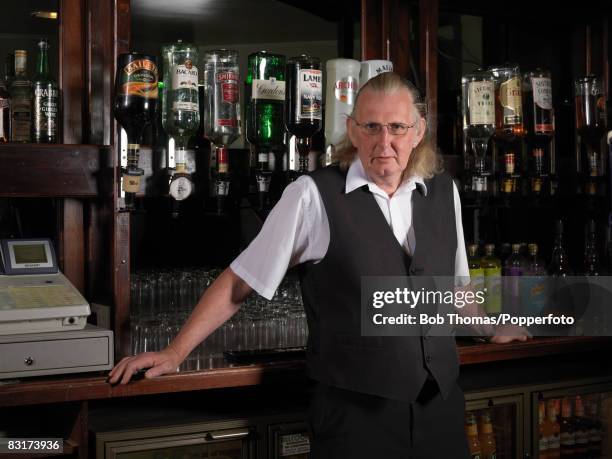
left=345, top=158, right=428, bottom=198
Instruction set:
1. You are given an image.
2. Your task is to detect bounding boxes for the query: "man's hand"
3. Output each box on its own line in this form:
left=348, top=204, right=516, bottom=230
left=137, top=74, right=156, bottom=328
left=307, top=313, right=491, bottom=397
left=107, top=347, right=182, bottom=385
left=489, top=325, right=532, bottom=344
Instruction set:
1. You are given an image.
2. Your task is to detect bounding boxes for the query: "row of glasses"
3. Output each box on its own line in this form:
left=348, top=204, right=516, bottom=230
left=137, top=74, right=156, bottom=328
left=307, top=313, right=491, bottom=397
left=129, top=271, right=308, bottom=370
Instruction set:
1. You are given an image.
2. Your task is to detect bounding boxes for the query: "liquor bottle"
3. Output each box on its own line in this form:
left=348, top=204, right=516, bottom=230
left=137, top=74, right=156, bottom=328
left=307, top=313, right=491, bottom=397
left=500, top=150, right=518, bottom=194
left=5, top=53, right=15, bottom=88
left=549, top=220, right=571, bottom=276
left=10, top=50, right=32, bottom=143
left=481, top=244, right=502, bottom=316
left=573, top=396, right=589, bottom=457
left=245, top=51, right=285, bottom=209
left=540, top=400, right=550, bottom=459
left=489, top=64, right=524, bottom=139
left=586, top=395, right=602, bottom=458
left=478, top=411, right=497, bottom=459
left=0, top=74, right=9, bottom=143
left=503, top=243, right=525, bottom=315
left=285, top=54, right=322, bottom=176
left=114, top=52, right=159, bottom=209
left=523, top=69, right=554, bottom=137
left=560, top=397, right=576, bottom=458
left=465, top=412, right=483, bottom=459
left=161, top=41, right=200, bottom=202
left=32, top=39, right=59, bottom=143
left=202, top=49, right=240, bottom=213
left=545, top=399, right=561, bottom=459
left=583, top=219, right=601, bottom=276
left=324, top=58, right=360, bottom=161
left=462, top=69, right=496, bottom=192
left=530, top=147, right=547, bottom=196
left=522, top=243, right=547, bottom=316
left=468, top=244, right=485, bottom=297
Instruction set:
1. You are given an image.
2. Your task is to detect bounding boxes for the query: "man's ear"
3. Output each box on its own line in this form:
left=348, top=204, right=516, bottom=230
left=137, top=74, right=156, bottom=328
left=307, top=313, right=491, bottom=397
left=346, top=117, right=357, bottom=147
left=415, top=117, right=426, bottom=145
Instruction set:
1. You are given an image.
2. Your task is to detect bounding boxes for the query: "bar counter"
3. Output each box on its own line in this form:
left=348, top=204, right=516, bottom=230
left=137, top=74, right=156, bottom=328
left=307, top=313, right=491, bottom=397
left=2, top=336, right=610, bottom=408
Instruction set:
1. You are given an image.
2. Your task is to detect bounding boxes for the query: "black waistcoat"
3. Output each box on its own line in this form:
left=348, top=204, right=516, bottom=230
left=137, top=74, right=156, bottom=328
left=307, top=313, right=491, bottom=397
left=299, top=165, right=459, bottom=402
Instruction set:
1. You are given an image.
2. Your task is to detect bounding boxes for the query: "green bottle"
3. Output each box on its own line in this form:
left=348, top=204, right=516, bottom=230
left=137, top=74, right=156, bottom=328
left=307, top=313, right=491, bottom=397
left=245, top=51, right=285, bottom=208
left=32, top=39, right=59, bottom=143
left=481, top=244, right=502, bottom=315
left=468, top=244, right=485, bottom=298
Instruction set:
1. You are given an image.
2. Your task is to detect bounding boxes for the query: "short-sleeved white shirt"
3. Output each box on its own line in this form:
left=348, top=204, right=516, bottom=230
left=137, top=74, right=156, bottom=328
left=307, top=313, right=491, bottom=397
left=230, top=159, right=469, bottom=300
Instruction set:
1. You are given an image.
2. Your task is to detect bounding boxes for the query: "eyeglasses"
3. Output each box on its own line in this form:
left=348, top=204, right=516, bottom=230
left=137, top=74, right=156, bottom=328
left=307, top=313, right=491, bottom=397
left=351, top=119, right=416, bottom=136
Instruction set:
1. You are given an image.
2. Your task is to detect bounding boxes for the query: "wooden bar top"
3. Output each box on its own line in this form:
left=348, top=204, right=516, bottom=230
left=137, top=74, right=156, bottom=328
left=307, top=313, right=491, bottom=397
left=1, top=336, right=610, bottom=407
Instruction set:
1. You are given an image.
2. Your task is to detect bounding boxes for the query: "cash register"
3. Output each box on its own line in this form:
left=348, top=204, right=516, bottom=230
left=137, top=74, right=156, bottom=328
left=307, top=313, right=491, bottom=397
left=0, top=238, right=113, bottom=379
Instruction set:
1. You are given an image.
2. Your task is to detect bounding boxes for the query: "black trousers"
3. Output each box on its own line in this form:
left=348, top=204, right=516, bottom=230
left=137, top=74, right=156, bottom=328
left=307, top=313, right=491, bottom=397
left=308, top=379, right=470, bottom=459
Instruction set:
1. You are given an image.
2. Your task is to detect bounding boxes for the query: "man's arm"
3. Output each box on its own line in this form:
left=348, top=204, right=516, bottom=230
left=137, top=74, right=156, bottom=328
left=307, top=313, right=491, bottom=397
left=107, top=267, right=253, bottom=385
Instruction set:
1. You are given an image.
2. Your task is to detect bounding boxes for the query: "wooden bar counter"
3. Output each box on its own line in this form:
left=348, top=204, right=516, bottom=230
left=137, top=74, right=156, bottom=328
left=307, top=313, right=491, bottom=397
left=2, top=336, right=610, bottom=408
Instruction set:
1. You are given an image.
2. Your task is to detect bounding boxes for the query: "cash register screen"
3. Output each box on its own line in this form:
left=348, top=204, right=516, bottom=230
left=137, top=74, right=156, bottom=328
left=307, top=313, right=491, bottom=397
left=13, top=244, right=48, bottom=265
left=7, top=240, right=54, bottom=270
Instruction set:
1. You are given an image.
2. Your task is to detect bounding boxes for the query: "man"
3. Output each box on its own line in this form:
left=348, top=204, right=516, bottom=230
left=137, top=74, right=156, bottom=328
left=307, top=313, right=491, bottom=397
left=109, top=72, right=528, bottom=458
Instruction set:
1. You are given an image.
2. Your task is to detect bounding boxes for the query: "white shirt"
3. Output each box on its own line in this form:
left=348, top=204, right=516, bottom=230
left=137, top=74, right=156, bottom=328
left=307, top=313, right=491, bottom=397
left=230, top=159, right=470, bottom=300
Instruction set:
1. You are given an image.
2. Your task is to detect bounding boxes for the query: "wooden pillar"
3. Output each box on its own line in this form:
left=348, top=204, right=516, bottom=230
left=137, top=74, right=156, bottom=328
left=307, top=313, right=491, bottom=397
left=419, top=0, right=438, bottom=143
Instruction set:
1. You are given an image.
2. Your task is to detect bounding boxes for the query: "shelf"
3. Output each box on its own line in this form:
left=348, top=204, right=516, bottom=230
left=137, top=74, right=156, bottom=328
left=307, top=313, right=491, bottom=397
left=1, top=336, right=610, bottom=407
left=0, top=144, right=112, bottom=198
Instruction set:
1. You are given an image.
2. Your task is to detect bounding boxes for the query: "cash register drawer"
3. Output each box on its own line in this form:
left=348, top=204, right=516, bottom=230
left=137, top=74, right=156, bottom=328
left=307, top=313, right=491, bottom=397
left=0, top=326, right=113, bottom=378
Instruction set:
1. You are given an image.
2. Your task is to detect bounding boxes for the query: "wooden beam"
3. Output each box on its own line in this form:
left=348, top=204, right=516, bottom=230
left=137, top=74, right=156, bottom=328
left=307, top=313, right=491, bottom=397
left=59, top=198, right=85, bottom=293
left=420, top=0, right=439, bottom=143
left=59, top=0, right=85, bottom=144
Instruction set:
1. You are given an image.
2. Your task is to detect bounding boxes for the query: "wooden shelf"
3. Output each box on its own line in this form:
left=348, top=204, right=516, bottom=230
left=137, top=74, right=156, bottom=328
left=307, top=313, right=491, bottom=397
left=1, top=336, right=610, bottom=407
left=0, top=144, right=112, bottom=198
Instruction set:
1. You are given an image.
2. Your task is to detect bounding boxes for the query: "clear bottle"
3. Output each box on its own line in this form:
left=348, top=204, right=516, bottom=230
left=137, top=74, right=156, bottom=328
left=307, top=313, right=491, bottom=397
left=10, top=50, right=32, bottom=143
left=161, top=41, right=200, bottom=201
left=462, top=69, right=496, bottom=190
left=32, top=39, right=59, bottom=143
left=549, top=220, right=571, bottom=276
left=202, top=49, right=240, bottom=212
left=583, top=219, right=601, bottom=276
left=481, top=244, right=502, bottom=316
left=523, top=69, right=554, bottom=136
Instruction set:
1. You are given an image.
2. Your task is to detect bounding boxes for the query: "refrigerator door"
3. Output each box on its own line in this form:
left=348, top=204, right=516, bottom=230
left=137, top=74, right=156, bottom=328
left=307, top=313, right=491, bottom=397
left=466, top=390, right=525, bottom=459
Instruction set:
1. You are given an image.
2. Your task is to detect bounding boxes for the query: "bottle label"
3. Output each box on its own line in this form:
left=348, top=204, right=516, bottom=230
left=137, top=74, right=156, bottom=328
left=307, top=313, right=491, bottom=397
left=15, top=53, right=26, bottom=74
left=297, top=69, right=322, bottom=120
left=120, top=58, right=158, bottom=98
left=33, top=86, right=59, bottom=140
left=217, top=70, right=239, bottom=103
left=504, top=152, right=515, bottom=174
left=11, top=100, right=32, bottom=142
left=532, top=77, right=552, bottom=110
left=172, top=61, right=198, bottom=91
left=499, top=77, right=522, bottom=125
left=252, top=78, right=285, bottom=101
left=335, top=77, right=359, bottom=104
left=258, top=153, right=269, bottom=163
left=468, top=81, right=495, bottom=125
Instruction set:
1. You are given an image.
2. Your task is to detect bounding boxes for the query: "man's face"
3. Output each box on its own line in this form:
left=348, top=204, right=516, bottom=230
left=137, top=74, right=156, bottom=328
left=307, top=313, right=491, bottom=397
left=347, top=88, right=426, bottom=187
